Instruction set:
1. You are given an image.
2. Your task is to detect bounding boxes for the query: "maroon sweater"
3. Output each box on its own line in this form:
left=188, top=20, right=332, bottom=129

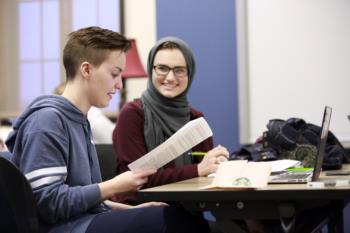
left=112, top=99, right=213, bottom=203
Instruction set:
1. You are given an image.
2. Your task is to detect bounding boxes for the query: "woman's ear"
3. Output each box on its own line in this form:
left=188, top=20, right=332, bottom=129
left=80, top=61, right=92, bottom=79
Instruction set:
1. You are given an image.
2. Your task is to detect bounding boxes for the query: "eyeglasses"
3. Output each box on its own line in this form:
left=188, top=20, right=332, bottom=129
left=153, top=65, right=188, bottom=77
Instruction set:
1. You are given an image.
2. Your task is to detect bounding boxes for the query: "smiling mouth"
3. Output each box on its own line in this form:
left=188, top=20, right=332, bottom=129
left=162, top=84, right=177, bottom=89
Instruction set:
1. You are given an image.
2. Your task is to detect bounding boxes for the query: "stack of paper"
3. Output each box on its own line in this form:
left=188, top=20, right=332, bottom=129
left=128, top=117, right=213, bottom=171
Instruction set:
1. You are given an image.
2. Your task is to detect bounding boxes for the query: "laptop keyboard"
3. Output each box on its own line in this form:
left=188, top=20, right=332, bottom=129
left=272, top=173, right=311, bottom=180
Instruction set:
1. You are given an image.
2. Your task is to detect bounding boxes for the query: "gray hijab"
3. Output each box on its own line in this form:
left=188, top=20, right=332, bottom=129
left=141, top=37, right=196, bottom=153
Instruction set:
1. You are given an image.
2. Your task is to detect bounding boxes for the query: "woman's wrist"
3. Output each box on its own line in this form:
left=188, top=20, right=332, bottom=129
left=105, top=200, right=133, bottom=210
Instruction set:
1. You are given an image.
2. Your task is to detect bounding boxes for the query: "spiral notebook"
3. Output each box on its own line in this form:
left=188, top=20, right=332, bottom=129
left=269, top=106, right=332, bottom=183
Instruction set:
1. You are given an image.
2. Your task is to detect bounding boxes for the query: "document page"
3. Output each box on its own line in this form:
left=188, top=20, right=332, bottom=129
left=261, top=159, right=301, bottom=173
left=128, top=117, right=213, bottom=171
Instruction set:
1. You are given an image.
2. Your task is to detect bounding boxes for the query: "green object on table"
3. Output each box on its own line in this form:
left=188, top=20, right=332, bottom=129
left=287, top=167, right=313, bottom=172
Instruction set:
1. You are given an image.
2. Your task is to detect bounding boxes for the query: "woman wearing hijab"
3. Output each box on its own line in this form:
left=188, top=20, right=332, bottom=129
left=112, top=37, right=229, bottom=204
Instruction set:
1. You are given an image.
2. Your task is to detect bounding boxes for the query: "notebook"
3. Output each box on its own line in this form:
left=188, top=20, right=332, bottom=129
left=269, top=106, right=332, bottom=183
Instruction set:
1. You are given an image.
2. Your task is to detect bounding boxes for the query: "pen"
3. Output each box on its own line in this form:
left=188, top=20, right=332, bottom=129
left=189, top=152, right=207, bottom=157
left=307, top=180, right=350, bottom=188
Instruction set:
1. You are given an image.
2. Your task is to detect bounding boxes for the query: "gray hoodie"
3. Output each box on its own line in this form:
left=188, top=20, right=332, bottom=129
left=6, top=95, right=109, bottom=233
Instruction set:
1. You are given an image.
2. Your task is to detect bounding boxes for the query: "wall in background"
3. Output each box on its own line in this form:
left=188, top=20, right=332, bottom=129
left=157, top=0, right=239, bottom=152
left=0, top=0, right=19, bottom=118
left=123, top=0, right=156, bottom=102
left=0, top=3, right=4, bottom=112
left=239, top=0, right=350, bottom=146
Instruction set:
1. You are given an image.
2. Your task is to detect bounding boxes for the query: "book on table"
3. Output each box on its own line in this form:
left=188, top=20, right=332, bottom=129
left=203, top=160, right=272, bottom=189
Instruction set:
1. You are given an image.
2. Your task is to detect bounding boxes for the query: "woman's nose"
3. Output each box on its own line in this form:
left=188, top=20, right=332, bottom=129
left=165, top=70, right=176, bottom=81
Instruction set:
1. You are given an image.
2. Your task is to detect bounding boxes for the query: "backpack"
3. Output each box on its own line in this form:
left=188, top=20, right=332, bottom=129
left=230, top=143, right=278, bottom=162
left=230, top=118, right=347, bottom=170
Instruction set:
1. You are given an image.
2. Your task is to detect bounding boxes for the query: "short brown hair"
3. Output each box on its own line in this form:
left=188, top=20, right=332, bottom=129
left=63, top=26, right=130, bottom=80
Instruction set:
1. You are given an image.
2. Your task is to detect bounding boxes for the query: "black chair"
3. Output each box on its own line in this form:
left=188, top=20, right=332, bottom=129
left=0, top=157, right=39, bottom=233
left=95, top=144, right=117, bottom=181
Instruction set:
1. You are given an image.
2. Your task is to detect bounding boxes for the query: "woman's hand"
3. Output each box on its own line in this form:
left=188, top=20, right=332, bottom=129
left=99, top=169, right=156, bottom=199
left=112, top=170, right=156, bottom=192
left=197, top=145, right=229, bottom=177
left=132, top=202, right=168, bottom=209
left=105, top=200, right=167, bottom=211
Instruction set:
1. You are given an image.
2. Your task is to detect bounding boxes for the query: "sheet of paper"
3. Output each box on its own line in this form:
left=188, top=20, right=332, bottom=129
left=128, top=117, right=213, bottom=171
left=261, top=159, right=301, bottom=173
left=203, top=160, right=272, bottom=189
left=207, top=159, right=299, bottom=177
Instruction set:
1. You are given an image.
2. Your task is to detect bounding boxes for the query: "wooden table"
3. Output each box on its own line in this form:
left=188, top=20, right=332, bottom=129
left=139, top=165, right=350, bottom=233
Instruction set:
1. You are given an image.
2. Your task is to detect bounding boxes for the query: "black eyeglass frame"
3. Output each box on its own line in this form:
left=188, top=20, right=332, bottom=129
left=153, top=65, right=188, bottom=77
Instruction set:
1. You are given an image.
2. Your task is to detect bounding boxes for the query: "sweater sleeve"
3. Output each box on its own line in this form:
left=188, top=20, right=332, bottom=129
left=113, top=101, right=214, bottom=193
left=18, top=111, right=101, bottom=223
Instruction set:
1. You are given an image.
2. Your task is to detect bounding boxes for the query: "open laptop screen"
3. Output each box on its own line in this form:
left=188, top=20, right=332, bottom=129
left=311, top=106, right=332, bottom=181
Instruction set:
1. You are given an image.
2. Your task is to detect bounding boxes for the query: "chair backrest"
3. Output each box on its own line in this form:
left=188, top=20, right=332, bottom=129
left=0, top=157, right=39, bottom=233
left=95, top=144, right=117, bottom=181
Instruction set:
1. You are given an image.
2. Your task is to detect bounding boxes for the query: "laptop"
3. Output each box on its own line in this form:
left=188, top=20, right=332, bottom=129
left=269, top=106, right=332, bottom=183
